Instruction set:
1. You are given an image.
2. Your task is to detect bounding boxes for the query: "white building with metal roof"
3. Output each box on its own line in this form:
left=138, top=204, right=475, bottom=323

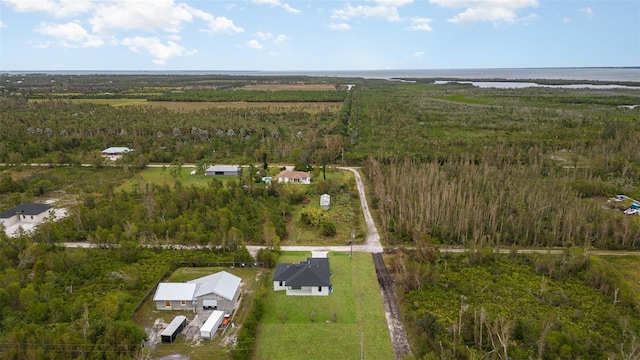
left=153, top=271, right=241, bottom=313
left=204, top=165, right=241, bottom=176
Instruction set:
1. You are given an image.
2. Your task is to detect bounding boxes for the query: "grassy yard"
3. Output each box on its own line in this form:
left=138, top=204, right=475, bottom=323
left=284, top=170, right=366, bottom=246
left=132, top=266, right=267, bottom=360
left=254, top=252, right=394, bottom=360
left=117, top=166, right=237, bottom=192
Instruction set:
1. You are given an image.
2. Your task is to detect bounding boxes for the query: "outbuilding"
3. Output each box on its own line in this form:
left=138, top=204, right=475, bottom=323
left=161, top=315, right=187, bottom=344
left=205, top=165, right=241, bottom=176
left=200, top=310, right=225, bottom=339
left=320, top=194, right=330, bottom=210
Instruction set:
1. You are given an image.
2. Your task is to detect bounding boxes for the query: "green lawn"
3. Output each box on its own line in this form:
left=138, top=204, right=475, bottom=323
left=117, top=166, right=237, bottom=192
left=254, top=252, right=394, bottom=360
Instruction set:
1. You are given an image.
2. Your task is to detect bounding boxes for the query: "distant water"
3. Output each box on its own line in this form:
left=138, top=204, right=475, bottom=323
left=3, top=68, right=639, bottom=82
left=434, top=81, right=640, bottom=90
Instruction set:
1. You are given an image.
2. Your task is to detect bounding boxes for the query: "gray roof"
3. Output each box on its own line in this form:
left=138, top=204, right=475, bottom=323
left=0, top=203, right=52, bottom=219
left=205, top=165, right=241, bottom=172
left=273, top=258, right=331, bottom=287
left=153, top=283, right=197, bottom=301
left=161, top=316, right=187, bottom=337
left=189, top=271, right=241, bottom=301
left=102, top=147, right=132, bottom=153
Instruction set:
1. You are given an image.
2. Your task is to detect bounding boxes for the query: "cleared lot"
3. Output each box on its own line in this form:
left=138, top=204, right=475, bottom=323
left=254, top=252, right=394, bottom=360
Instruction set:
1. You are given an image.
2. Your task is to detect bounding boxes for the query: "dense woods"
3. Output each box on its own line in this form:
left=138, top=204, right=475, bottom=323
left=0, top=236, right=247, bottom=359
left=389, top=247, right=640, bottom=359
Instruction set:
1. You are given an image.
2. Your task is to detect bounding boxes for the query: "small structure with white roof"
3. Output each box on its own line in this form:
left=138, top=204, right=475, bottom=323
left=200, top=310, right=225, bottom=339
left=101, top=147, right=132, bottom=161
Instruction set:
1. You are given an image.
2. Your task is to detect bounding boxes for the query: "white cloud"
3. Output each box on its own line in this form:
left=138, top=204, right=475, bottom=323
left=563, top=17, right=571, bottom=23
left=408, top=17, right=433, bottom=31
left=430, top=0, right=538, bottom=25
left=4, top=0, right=244, bottom=65
left=273, top=34, right=288, bottom=44
left=328, top=23, right=351, bottom=30
left=201, top=16, right=244, bottom=35
left=0, top=21, right=5, bottom=28
left=332, top=0, right=413, bottom=22
left=246, top=39, right=264, bottom=50
left=256, top=31, right=273, bottom=40
left=35, top=22, right=104, bottom=48
left=252, top=0, right=300, bottom=14
left=580, top=7, right=594, bottom=18
left=121, top=36, right=196, bottom=65
left=411, top=51, right=425, bottom=60
left=2, top=0, right=93, bottom=18
left=253, top=31, right=288, bottom=44
left=89, top=0, right=197, bottom=34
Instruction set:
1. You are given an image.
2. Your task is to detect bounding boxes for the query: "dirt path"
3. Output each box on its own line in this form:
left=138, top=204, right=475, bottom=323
left=373, top=253, right=412, bottom=359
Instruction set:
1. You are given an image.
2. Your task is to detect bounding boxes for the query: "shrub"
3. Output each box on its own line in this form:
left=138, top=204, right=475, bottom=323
left=321, top=220, right=337, bottom=237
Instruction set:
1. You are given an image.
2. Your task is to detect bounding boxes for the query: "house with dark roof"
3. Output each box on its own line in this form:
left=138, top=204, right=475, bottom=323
left=273, top=257, right=332, bottom=296
left=153, top=271, right=241, bottom=313
left=0, top=203, right=53, bottom=229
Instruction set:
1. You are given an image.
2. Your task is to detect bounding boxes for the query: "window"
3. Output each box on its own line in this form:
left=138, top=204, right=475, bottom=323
left=30, top=216, right=34, bottom=219
left=181, top=300, right=186, bottom=306
left=279, top=281, right=283, bottom=286
left=291, top=285, right=301, bottom=290
left=318, top=286, right=322, bottom=292
left=165, top=301, right=171, bottom=308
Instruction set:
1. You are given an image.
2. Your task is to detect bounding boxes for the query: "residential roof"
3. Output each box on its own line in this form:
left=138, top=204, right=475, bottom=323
left=0, top=203, right=52, bottom=219
left=153, top=283, right=198, bottom=301
left=153, top=271, right=241, bottom=303
left=205, top=165, right=241, bottom=172
left=275, top=170, right=310, bottom=179
left=102, top=147, right=132, bottom=153
left=189, top=271, right=241, bottom=301
left=273, top=258, right=331, bottom=287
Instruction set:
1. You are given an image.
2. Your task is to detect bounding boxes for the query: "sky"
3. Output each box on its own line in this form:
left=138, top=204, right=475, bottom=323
left=0, top=0, right=638, bottom=71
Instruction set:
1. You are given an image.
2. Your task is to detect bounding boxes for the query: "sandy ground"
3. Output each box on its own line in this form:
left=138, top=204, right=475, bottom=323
left=3, top=207, right=67, bottom=237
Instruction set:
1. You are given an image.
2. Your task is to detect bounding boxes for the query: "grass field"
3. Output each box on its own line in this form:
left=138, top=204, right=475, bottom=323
left=117, top=166, right=237, bottom=192
left=254, top=252, right=394, bottom=360
left=599, top=255, right=640, bottom=297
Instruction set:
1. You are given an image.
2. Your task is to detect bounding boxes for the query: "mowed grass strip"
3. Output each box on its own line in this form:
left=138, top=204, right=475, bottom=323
left=255, top=252, right=393, bottom=360
left=117, top=167, right=236, bottom=192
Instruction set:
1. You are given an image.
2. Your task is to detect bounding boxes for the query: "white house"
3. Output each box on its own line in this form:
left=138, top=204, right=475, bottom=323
left=275, top=170, right=311, bottom=184
left=153, top=271, right=241, bottom=313
left=205, top=165, right=241, bottom=176
left=0, top=203, right=53, bottom=232
left=101, top=147, right=133, bottom=161
left=273, top=258, right=331, bottom=296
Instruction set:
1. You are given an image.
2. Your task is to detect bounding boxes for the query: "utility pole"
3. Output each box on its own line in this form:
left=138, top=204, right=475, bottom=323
left=360, top=332, right=364, bottom=360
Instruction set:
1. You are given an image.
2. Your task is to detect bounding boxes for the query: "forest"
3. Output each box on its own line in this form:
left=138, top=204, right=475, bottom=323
left=1, top=73, right=640, bottom=359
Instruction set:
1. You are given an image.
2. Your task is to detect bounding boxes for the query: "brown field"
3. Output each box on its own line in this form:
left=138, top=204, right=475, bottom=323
left=240, top=83, right=337, bottom=91
left=146, top=101, right=343, bottom=113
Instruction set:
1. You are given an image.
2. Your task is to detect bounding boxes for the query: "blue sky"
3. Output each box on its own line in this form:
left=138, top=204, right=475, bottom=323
left=0, top=0, right=638, bottom=71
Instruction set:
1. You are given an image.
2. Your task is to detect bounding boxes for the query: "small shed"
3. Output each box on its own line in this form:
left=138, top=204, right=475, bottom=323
left=161, top=315, right=187, bottom=344
left=200, top=310, right=225, bottom=339
left=320, top=194, right=330, bottom=210
left=205, top=165, right=241, bottom=176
